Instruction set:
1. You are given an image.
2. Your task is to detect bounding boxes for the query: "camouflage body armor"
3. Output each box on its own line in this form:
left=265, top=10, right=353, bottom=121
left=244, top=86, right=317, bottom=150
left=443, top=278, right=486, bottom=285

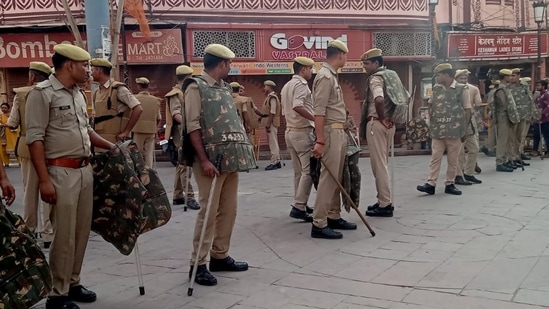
left=260, top=93, right=281, bottom=128
left=429, top=84, right=467, bottom=139
left=93, top=81, right=131, bottom=144
left=493, top=85, right=520, bottom=124
left=12, top=86, right=33, bottom=158
left=164, top=87, right=184, bottom=146
left=509, top=83, right=534, bottom=120
left=0, top=201, right=52, bottom=308
left=91, top=141, right=171, bottom=255
left=371, top=68, right=409, bottom=124
left=183, top=77, right=256, bottom=173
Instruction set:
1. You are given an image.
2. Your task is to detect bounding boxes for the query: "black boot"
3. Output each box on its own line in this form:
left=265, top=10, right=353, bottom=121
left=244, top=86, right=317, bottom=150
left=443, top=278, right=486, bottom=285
left=496, top=164, right=514, bottom=172
left=455, top=176, right=473, bottom=186
left=475, top=163, right=482, bottom=174
left=68, top=285, right=96, bottom=303
left=464, top=174, right=482, bottom=184
left=417, top=183, right=435, bottom=195
left=327, top=218, right=357, bottom=230
left=366, top=204, right=394, bottom=217
left=311, top=225, right=342, bottom=239
left=290, top=206, right=313, bottom=222
left=445, top=184, right=462, bottom=195
left=367, top=202, right=379, bottom=211
left=209, top=256, right=248, bottom=272
left=521, top=153, right=531, bottom=161
left=189, top=265, right=217, bottom=286
left=46, top=296, right=79, bottom=309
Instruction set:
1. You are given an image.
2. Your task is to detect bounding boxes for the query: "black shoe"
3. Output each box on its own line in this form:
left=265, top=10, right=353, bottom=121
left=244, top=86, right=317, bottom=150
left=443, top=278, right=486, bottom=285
left=209, top=256, right=248, bottom=272
left=44, top=241, right=51, bottom=249
left=517, top=160, right=530, bottom=167
left=327, top=218, right=357, bottom=230
left=464, top=174, right=482, bottom=184
left=189, top=265, right=217, bottom=286
left=445, top=184, right=462, bottom=195
left=173, top=197, right=186, bottom=205
left=417, top=183, right=435, bottom=195
left=305, top=206, right=313, bottom=214
left=275, top=162, right=282, bottom=168
left=504, top=162, right=517, bottom=169
left=290, top=206, right=313, bottom=222
left=455, top=176, right=473, bottom=186
left=475, top=163, right=482, bottom=174
left=265, top=163, right=279, bottom=171
left=366, top=204, right=394, bottom=217
left=496, top=164, right=514, bottom=172
left=521, top=154, right=531, bottom=161
left=68, top=285, right=96, bottom=303
left=480, top=145, right=489, bottom=156
left=311, top=225, right=343, bottom=239
left=46, top=296, right=80, bottom=309
left=367, top=202, right=380, bottom=211
left=186, top=198, right=200, bottom=210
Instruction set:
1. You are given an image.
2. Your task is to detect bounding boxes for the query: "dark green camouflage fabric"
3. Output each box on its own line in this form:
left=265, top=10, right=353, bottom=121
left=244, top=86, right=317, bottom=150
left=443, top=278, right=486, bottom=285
left=509, top=83, right=534, bottom=120
left=183, top=77, right=256, bottom=173
left=91, top=141, right=171, bottom=255
left=342, top=151, right=361, bottom=212
left=493, top=85, right=520, bottom=124
left=406, top=118, right=430, bottom=143
left=429, top=83, right=467, bottom=139
left=373, top=68, right=410, bottom=124
left=0, top=202, right=52, bottom=309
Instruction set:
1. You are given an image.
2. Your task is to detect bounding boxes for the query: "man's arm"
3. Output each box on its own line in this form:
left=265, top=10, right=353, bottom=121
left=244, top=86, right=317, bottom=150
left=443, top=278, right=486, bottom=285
left=89, top=131, right=115, bottom=150
left=266, top=97, right=277, bottom=131
left=117, top=86, right=143, bottom=139
left=7, top=95, right=20, bottom=129
left=462, top=87, right=472, bottom=135
left=312, top=75, right=331, bottom=157
left=0, top=162, right=15, bottom=206
left=292, top=83, right=314, bottom=121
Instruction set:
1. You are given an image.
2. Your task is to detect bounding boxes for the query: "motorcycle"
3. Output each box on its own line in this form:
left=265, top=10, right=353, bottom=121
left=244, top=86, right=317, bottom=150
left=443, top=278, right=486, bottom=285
left=157, top=125, right=178, bottom=166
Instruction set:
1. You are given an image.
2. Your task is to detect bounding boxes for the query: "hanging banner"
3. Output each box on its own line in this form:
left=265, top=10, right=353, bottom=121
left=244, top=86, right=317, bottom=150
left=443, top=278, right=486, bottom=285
left=447, top=32, right=549, bottom=60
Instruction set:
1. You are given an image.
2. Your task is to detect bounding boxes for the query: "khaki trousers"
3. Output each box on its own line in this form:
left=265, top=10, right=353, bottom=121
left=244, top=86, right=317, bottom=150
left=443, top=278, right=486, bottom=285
left=21, top=157, right=53, bottom=242
left=247, top=130, right=257, bottom=160
left=313, top=127, right=346, bottom=228
left=132, top=132, right=155, bottom=167
left=48, top=165, right=93, bottom=296
left=285, top=128, right=315, bottom=210
left=173, top=164, right=195, bottom=200
left=486, top=122, right=496, bottom=152
left=459, top=133, right=479, bottom=176
left=509, top=119, right=527, bottom=160
left=366, top=121, right=395, bottom=207
left=495, top=112, right=511, bottom=165
left=267, top=126, right=280, bottom=163
left=190, top=163, right=239, bottom=265
left=427, top=138, right=461, bottom=186
left=520, top=120, right=531, bottom=154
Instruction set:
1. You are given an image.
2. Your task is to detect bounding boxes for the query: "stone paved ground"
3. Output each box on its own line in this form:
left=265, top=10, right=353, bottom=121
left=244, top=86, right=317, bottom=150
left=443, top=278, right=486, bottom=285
left=6, top=154, right=549, bottom=309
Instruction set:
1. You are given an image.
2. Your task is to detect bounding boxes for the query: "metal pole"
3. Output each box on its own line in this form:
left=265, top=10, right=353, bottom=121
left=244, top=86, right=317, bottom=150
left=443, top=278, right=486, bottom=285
left=84, top=0, right=111, bottom=58
left=121, top=14, right=129, bottom=84
left=430, top=5, right=436, bottom=58
left=538, top=22, right=542, bottom=83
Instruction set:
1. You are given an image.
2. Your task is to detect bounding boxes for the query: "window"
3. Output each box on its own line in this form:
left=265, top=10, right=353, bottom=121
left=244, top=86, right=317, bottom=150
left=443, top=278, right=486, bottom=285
left=373, top=32, right=432, bottom=56
left=192, top=31, right=255, bottom=58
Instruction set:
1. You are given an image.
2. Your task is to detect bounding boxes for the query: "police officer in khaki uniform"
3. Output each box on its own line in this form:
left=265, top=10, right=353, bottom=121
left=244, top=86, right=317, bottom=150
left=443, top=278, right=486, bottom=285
left=90, top=58, right=143, bottom=151
left=493, top=69, right=518, bottom=172
left=7, top=61, right=54, bottom=248
left=262, top=80, right=282, bottom=170
left=454, top=69, right=483, bottom=185
left=231, top=81, right=263, bottom=152
left=184, top=44, right=256, bottom=286
left=311, top=40, right=357, bottom=239
left=165, top=65, right=200, bottom=210
left=481, top=80, right=499, bottom=157
left=280, top=57, right=315, bottom=222
left=26, top=44, right=115, bottom=309
left=132, top=77, right=161, bottom=167
left=361, top=48, right=398, bottom=217
left=509, top=68, right=533, bottom=166
left=417, top=63, right=472, bottom=196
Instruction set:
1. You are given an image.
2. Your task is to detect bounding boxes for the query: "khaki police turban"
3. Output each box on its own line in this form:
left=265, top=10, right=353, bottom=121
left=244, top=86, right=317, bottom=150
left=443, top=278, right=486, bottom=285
left=53, top=44, right=91, bottom=61
left=204, top=44, right=235, bottom=59
left=29, top=62, right=53, bottom=75
left=90, top=58, right=113, bottom=68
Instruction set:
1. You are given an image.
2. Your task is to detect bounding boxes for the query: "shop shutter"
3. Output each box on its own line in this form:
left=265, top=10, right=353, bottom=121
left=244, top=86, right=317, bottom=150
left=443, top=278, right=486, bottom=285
left=5, top=68, right=28, bottom=105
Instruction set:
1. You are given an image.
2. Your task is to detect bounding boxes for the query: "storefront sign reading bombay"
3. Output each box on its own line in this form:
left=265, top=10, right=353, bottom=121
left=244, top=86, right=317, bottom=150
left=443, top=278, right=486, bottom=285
left=190, top=61, right=364, bottom=75
left=0, top=29, right=184, bottom=67
left=447, top=32, right=549, bottom=60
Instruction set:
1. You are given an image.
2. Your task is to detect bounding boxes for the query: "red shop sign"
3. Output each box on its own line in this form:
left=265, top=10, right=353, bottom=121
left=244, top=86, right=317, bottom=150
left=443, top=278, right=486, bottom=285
left=447, top=32, right=548, bottom=60
left=262, top=29, right=369, bottom=61
left=0, top=29, right=184, bottom=67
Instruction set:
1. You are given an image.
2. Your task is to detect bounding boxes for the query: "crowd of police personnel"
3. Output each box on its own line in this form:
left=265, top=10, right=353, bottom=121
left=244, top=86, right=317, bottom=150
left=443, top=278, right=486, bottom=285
left=1, top=38, right=547, bottom=308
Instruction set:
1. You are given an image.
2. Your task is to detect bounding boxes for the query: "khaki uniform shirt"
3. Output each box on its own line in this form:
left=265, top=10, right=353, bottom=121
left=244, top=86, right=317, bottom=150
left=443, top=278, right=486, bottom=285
left=185, top=72, right=220, bottom=133
left=367, top=75, right=393, bottom=118
left=313, top=63, right=346, bottom=124
left=7, top=95, right=21, bottom=128
left=137, top=91, right=162, bottom=121
left=26, top=75, right=92, bottom=158
left=281, top=75, right=314, bottom=128
left=468, top=84, right=482, bottom=107
left=96, top=80, right=141, bottom=112
left=268, top=92, right=277, bottom=114
left=169, top=93, right=182, bottom=118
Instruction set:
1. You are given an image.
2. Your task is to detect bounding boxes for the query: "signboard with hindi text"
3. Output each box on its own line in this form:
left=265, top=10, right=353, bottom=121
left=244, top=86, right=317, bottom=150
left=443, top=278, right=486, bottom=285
left=190, top=61, right=365, bottom=75
left=447, top=32, right=548, bottom=60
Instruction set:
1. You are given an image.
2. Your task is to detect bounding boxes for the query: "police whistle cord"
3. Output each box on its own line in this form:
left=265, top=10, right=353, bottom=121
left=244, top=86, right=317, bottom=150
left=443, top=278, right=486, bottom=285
left=188, top=154, right=223, bottom=297
left=134, top=242, right=145, bottom=295
left=320, top=158, right=376, bottom=237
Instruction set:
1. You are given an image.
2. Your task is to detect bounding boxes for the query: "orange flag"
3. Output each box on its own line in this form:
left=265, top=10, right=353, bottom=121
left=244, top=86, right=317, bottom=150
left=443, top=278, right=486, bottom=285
left=124, top=0, right=151, bottom=40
